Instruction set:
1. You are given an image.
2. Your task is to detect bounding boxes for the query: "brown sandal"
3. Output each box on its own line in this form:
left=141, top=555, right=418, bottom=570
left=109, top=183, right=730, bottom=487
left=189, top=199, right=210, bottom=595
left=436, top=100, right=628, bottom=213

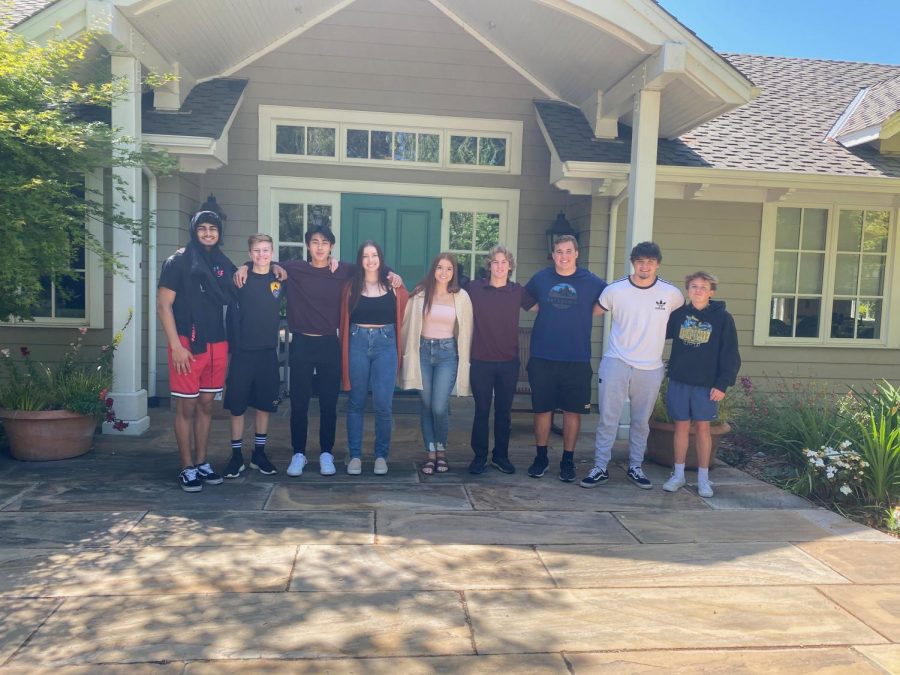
left=422, top=460, right=436, bottom=475
left=435, top=456, right=450, bottom=473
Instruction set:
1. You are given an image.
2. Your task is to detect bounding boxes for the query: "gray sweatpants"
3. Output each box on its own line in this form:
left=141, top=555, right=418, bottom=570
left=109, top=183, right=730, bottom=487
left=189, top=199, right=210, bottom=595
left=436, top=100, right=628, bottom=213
left=593, top=357, right=665, bottom=469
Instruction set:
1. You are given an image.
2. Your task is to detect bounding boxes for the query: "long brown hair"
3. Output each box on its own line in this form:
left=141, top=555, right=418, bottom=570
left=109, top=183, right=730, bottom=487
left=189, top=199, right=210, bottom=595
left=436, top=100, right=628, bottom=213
left=348, top=241, right=389, bottom=314
left=412, top=252, right=459, bottom=316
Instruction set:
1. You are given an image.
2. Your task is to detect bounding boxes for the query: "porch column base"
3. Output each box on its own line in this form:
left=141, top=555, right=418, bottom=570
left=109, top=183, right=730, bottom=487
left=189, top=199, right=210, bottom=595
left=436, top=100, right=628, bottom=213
left=102, top=389, right=150, bottom=435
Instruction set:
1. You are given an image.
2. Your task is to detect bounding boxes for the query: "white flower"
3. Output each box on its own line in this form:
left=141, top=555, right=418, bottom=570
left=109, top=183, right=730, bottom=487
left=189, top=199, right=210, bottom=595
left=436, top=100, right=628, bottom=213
left=0, top=347, right=9, bottom=358
left=839, top=484, right=852, bottom=496
left=814, top=458, right=825, bottom=468
left=840, top=440, right=852, bottom=449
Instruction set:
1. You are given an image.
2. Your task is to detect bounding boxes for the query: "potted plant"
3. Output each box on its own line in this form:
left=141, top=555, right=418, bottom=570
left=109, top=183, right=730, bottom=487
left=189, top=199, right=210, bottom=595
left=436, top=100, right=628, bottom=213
left=0, top=316, right=130, bottom=461
left=645, top=376, right=733, bottom=469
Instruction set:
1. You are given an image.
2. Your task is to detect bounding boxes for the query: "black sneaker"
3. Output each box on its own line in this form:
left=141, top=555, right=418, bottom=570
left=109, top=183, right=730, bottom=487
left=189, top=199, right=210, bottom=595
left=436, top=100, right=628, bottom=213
left=491, top=456, right=516, bottom=474
left=195, top=462, right=223, bottom=485
left=179, top=466, right=202, bottom=492
left=223, top=455, right=245, bottom=479
left=527, top=454, right=549, bottom=478
left=580, top=466, right=609, bottom=488
left=468, top=456, right=488, bottom=474
left=250, top=451, right=278, bottom=475
left=626, top=465, right=653, bottom=490
left=559, top=460, right=576, bottom=482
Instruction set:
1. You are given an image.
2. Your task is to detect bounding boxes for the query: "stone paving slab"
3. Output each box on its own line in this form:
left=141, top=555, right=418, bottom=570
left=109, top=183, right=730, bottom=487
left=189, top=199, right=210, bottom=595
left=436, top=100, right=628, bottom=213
left=854, top=645, right=900, bottom=673
left=290, top=544, right=554, bottom=591
left=2, top=481, right=274, bottom=512
left=465, top=482, right=709, bottom=512
left=795, top=509, right=898, bottom=541
left=565, top=647, right=884, bottom=673
left=183, top=653, right=569, bottom=673
left=266, top=484, right=472, bottom=511
left=797, top=540, right=900, bottom=583
left=614, top=509, right=834, bottom=543
left=121, top=510, right=374, bottom=546
left=818, top=585, right=900, bottom=642
left=0, top=597, right=61, bottom=666
left=2, top=665, right=182, bottom=674
left=0, top=483, right=37, bottom=510
left=466, top=587, right=887, bottom=653
left=0, top=546, right=297, bottom=596
left=377, top=510, right=637, bottom=545
left=0, top=511, right=145, bottom=548
left=537, top=542, right=849, bottom=588
left=11, top=592, right=473, bottom=666
left=700, top=483, right=816, bottom=509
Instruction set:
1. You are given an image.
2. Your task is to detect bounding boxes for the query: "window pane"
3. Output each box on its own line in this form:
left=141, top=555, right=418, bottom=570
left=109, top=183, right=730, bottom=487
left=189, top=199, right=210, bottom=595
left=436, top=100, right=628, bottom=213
left=450, top=135, right=477, bottom=164
left=55, top=273, right=85, bottom=318
left=478, top=137, right=507, bottom=166
left=347, top=129, right=369, bottom=158
left=769, top=297, right=794, bottom=336
left=772, top=251, right=798, bottom=293
left=831, top=299, right=855, bottom=338
left=863, top=210, right=890, bottom=253
left=307, top=127, right=335, bottom=157
left=74, top=245, right=86, bottom=269
left=371, top=131, right=392, bottom=160
left=417, top=133, right=439, bottom=162
left=449, top=212, right=474, bottom=249
left=279, top=203, right=304, bottom=242
left=474, top=212, right=500, bottom=250
left=838, top=210, right=863, bottom=251
left=802, top=208, right=827, bottom=250
left=856, top=299, right=882, bottom=339
left=276, top=125, right=305, bottom=154
left=775, top=208, right=801, bottom=249
left=798, top=252, right=824, bottom=294
left=394, top=131, right=416, bottom=161
left=860, top=255, right=886, bottom=295
left=279, top=246, right=303, bottom=262
left=32, top=275, right=52, bottom=317
left=455, top=253, right=473, bottom=280
left=833, top=254, right=859, bottom=295
left=795, top=298, right=821, bottom=337
left=307, top=204, right=332, bottom=230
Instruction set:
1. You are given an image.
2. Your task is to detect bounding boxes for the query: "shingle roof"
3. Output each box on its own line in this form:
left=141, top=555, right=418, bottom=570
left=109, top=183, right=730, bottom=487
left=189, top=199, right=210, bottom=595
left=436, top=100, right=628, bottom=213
left=537, top=54, right=900, bottom=178
left=834, top=74, right=900, bottom=138
left=4, top=0, right=56, bottom=28
left=143, top=78, right=248, bottom=138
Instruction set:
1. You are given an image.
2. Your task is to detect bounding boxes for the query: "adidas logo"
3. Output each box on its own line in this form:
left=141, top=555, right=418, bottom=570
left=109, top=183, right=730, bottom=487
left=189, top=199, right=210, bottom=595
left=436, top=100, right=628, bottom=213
left=655, top=300, right=667, bottom=310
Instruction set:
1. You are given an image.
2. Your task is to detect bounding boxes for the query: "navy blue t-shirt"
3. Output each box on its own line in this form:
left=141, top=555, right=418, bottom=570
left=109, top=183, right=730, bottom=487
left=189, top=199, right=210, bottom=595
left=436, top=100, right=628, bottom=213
left=525, top=266, right=606, bottom=362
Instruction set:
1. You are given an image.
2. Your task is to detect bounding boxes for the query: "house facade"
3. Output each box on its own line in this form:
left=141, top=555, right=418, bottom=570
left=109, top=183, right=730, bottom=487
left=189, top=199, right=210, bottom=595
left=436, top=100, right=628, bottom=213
left=5, top=0, right=900, bottom=434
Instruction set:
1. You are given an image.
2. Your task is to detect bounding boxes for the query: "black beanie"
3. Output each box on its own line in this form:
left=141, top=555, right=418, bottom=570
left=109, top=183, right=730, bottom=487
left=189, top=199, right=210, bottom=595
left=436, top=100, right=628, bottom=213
left=189, top=210, right=224, bottom=245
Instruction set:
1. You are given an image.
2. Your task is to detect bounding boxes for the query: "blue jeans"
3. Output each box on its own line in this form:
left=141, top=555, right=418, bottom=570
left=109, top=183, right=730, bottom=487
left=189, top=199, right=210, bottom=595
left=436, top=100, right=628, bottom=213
left=347, top=324, right=398, bottom=459
left=418, top=337, right=458, bottom=452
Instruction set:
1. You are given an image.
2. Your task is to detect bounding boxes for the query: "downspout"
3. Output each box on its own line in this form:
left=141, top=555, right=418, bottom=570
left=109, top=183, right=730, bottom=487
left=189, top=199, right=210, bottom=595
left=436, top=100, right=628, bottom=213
left=143, top=166, right=158, bottom=402
left=603, top=186, right=629, bottom=353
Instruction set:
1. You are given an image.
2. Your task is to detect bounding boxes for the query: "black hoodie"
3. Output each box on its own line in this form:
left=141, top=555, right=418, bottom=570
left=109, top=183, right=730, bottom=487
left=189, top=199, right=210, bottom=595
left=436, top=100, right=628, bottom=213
left=665, top=300, right=741, bottom=392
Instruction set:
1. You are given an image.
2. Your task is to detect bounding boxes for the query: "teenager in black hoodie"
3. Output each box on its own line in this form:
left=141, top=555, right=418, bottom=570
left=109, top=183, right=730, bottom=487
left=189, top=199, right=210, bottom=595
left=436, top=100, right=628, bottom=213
left=662, top=271, right=741, bottom=498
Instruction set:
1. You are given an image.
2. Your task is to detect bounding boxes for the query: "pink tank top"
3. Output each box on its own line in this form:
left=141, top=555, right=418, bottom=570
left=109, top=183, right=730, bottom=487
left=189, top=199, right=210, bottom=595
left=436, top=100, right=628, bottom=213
left=422, top=302, right=456, bottom=339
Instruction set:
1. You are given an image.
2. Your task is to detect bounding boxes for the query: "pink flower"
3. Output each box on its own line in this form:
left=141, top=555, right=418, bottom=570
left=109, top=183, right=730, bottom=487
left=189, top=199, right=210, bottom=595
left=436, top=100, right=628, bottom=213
left=20, top=346, right=30, bottom=357
left=105, top=397, right=114, bottom=408
left=78, top=327, right=88, bottom=335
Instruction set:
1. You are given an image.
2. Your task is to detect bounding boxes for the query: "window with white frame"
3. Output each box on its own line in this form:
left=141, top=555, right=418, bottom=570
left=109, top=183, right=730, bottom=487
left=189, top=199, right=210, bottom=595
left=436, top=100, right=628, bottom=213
left=260, top=106, right=522, bottom=174
left=756, top=203, right=894, bottom=345
left=270, top=190, right=339, bottom=262
left=448, top=209, right=500, bottom=280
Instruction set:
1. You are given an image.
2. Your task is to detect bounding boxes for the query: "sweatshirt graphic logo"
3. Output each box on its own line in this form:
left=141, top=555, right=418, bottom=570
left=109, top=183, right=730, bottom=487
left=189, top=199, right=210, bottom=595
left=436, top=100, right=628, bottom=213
left=655, top=299, right=667, bottom=310
left=679, top=314, right=712, bottom=347
left=548, top=283, right=578, bottom=310
left=270, top=281, right=282, bottom=298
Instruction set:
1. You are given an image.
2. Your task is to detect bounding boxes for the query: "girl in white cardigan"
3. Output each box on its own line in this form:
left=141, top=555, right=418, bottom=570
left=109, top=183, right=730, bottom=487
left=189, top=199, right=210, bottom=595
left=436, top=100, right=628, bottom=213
left=400, top=253, right=473, bottom=474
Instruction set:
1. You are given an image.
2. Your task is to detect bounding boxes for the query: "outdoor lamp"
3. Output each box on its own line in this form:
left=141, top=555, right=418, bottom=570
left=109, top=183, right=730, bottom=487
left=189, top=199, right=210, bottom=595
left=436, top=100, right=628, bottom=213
left=546, top=211, right=577, bottom=258
left=199, top=193, right=227, bottom=223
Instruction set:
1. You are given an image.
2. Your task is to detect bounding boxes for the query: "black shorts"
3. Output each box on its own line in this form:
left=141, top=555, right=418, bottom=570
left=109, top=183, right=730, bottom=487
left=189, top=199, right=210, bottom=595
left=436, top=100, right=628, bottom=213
left=527, top=357, right=593, bottom=414
left=223, top=348, right=280, bottom=415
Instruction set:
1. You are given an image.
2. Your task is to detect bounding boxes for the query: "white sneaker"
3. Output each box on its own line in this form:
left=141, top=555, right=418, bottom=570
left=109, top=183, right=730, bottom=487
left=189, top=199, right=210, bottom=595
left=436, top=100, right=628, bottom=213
left=347, top=457, right=362, bottom=475
left=286, top=453, right=308, bottom=477
left=663, top=474, right=686, bottom=492
left=374, top=457, right=388, bottom=475
left=698, top=481, right=715, bottom=498
left=320, top=452, right=336, bottom=476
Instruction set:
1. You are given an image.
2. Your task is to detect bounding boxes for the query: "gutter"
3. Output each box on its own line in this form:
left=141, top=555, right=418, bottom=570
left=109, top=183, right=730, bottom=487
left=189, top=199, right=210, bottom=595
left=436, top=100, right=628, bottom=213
left=143, top=166, right=158, bottom=402
left=603, top=185, right=629, bottom=353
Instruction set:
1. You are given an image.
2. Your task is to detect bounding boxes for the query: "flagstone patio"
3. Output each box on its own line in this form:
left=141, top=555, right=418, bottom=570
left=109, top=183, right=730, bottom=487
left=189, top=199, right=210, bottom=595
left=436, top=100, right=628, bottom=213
left=1, top=399, right=898, bottom=673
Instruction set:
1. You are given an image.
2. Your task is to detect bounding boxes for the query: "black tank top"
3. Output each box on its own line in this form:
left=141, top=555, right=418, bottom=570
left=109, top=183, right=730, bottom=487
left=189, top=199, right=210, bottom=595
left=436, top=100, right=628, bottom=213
left=350, top=292, right=396, bottom=325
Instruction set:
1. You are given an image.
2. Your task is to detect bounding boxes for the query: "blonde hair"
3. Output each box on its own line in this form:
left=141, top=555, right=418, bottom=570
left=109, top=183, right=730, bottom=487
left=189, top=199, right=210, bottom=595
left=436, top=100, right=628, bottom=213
left=684, top=270, right=718, bottom=291
left=248, top=233, right=273, bottom=250
left=483, top=245, right=516, bottom=276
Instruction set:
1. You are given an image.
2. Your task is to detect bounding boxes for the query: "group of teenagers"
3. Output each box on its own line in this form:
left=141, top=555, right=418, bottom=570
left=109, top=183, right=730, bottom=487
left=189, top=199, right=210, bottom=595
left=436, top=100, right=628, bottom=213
left=158, top=209, right=741, bottom=498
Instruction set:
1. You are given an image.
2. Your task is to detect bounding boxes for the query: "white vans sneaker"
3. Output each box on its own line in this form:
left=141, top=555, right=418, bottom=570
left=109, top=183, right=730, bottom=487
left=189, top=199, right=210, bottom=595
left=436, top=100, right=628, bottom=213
left=347, top=457, right=362, bottom=475
left=662, top=475, right=686, bottom=492
left=698, top=481, right=715, bottom=498
left=319, top=452, right=336, bottom=476
left=374, top=457, right=388, bottom=475
left=287, top=453, right=308, bottom=477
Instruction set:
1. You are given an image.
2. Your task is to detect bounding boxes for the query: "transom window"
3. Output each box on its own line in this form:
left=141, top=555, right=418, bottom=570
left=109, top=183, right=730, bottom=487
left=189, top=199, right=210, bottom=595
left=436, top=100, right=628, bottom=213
left=260, top=106, right=522, bottom=174
left=756, top=203, right=895, bottom=346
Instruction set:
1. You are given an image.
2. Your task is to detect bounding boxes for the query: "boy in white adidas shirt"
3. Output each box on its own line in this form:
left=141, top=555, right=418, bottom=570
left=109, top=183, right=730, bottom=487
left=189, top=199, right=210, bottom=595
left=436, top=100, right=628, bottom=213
left=580, top=241, right=684, bottom=490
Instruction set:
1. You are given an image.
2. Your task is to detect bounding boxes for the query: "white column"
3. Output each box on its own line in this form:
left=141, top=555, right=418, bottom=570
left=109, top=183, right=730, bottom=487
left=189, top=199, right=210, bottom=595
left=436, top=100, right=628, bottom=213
left=106, top=54, right=149, bottom=435
left=626, top=89, right=661, bottom=252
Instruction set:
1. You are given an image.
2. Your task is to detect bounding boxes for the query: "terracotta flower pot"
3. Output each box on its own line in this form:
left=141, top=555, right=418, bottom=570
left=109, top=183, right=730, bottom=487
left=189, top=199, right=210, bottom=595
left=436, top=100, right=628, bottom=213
left=0, top=409, right=97, bottom=461
left=645, top=419, right=732, bottom=470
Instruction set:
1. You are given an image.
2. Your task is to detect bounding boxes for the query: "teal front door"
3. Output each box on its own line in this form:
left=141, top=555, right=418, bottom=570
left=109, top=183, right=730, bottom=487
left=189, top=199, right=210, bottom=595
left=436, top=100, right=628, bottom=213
left=340, top=194, right=441, bottom=290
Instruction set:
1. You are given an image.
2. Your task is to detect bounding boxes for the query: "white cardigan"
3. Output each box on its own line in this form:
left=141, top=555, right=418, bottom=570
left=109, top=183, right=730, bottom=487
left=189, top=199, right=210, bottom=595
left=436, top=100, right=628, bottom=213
left=399, top=288, right=473, bottom=396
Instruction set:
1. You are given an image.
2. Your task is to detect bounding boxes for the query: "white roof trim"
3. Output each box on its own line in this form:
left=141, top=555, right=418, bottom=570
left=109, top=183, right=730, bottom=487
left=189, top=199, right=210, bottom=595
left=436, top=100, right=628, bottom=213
left=825, top=87, right=868, bottom=143
left=835, top=125, right=882, bottom=148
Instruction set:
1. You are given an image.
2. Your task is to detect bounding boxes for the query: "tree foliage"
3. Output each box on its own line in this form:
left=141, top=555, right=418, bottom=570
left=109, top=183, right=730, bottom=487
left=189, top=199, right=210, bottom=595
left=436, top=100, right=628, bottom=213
left=0, top=22, right=174, bottom=320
